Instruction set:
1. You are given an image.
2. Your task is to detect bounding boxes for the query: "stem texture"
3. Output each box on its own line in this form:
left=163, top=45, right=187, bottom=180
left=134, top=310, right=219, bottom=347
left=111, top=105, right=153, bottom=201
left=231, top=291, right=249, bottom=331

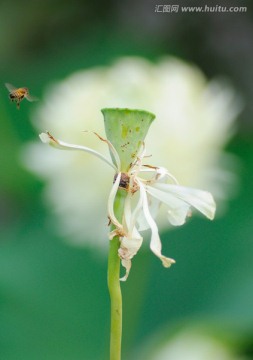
left=108, top=188, right=127, bottom=360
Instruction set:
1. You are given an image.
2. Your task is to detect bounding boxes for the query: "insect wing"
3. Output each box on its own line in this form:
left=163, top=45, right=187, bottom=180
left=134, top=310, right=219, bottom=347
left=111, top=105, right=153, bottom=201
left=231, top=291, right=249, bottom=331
left=26, top=93, right=38, bottom=102
left=5, top=83, right=17, bottom=92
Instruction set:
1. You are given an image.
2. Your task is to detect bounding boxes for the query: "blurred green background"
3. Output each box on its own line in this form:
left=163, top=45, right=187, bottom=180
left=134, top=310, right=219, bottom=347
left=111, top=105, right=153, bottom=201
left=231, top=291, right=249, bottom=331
left=1, top=0, right=253, bottom=359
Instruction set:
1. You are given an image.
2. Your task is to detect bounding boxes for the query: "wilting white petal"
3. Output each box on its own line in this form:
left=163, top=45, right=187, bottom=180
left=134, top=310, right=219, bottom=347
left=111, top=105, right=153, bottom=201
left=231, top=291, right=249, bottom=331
left=167, top=205, right=191, bottom=226
left=107, top=172, right=123, bottom=230
left=119, top=227, right=143, bottom=281
left=137, top=168, right=177, bottom=230
left=120, top=259, right=131, bottom=282
left=160, top=183, right=216, bottom=220
left=120, top=227, right=143, bottom=258
left=137, top=211, right=150, bottom=231
left=138, top=181, right=175, bottom=267
left=119, top=192, right=144, bottom=280
left=123, top=192, right=132, bottom=231
left=123, top=182, right=150, bottom=232
left=119, top=229, right=143, bottom=281
left=39, top=132, right=116, bottom=170
left=129, top=190, right=145, bottom=233
left=146, top=185, right=190, bottom=226
left=156, top=167, right=179, bottom=184
left=137, top=194, right=161, bottom=231
left=147, top=183, right=216, bottom=221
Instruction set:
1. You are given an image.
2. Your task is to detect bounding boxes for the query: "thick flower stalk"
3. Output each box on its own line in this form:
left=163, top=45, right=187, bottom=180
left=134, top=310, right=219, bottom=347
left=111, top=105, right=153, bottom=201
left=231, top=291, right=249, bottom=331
left=39, top=108, right=216, bottom=360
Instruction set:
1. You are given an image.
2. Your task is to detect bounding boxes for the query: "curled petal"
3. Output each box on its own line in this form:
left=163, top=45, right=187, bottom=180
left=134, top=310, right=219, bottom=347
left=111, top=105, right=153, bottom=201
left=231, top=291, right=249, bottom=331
left=120, top=258, right=131, bottom=282
left=109, top=229, right=119, bottom=240
left=138, top=180, right=176, bottom=267
left=108, top=228, right=125, bottom=240
left=107, top=172, right=123, bottom=230
left=39, top=132, right=116, bottom=170
left=119, top=228, right=143, bottom=281
left=120, top=230, right=143, bottom=260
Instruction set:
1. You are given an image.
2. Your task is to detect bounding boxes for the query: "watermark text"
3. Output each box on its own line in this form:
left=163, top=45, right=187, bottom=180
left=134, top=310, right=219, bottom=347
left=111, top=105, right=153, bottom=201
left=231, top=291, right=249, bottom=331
left=155, top=4, right=247, bottom=13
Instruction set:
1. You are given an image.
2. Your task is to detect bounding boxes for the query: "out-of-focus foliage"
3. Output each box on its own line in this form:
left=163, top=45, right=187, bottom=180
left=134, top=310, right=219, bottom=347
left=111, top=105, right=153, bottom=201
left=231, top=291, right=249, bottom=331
left=1, top=0, right=253, bottom=359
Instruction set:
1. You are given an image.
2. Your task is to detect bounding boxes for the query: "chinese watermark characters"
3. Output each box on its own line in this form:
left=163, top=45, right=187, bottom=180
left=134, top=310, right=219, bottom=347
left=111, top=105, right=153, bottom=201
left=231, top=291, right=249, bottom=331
left=155, top=4, right=247, bottom=13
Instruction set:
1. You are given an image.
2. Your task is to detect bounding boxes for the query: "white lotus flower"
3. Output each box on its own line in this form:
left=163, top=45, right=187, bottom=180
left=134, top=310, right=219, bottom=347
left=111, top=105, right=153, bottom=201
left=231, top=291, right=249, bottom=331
left=40, top=131, right=215, bottom=280
left=140, top=327, right=242, bottom=360
left=22, top=57, right=240, bottom=246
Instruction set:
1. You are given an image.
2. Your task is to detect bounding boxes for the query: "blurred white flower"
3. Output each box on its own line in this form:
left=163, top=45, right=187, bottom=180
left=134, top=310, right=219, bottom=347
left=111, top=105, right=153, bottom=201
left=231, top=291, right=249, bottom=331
left=22, top=57, right=240, bottom=247
left=139, top=327, right=247, bottom=360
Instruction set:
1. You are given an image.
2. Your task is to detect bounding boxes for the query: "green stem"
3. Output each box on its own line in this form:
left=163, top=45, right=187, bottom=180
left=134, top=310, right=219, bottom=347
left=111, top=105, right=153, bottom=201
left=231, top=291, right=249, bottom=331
left=108, top=188, right=127, bottom=360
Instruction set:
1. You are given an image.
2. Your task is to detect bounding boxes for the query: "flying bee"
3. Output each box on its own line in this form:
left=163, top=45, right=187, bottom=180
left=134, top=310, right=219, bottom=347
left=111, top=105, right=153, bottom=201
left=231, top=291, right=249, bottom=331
left=5, top=83, right=38, bottom=109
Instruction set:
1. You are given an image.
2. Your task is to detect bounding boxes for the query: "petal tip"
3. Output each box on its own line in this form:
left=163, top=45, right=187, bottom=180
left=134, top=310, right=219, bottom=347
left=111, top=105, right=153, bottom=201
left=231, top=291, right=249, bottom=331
left=161, top=257, right=176, bottom=268
left=39, top=132, right=50, bottom=144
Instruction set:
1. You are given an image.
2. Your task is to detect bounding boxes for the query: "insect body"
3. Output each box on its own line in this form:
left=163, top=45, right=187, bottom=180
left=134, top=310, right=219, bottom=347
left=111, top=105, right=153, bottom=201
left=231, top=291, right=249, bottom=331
left=5, top=83, right=38, bottom=109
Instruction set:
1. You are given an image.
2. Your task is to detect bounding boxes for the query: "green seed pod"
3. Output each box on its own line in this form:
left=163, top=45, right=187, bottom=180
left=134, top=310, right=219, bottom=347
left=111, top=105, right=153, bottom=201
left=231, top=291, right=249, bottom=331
left=102, top=108, right=155, bottom=172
